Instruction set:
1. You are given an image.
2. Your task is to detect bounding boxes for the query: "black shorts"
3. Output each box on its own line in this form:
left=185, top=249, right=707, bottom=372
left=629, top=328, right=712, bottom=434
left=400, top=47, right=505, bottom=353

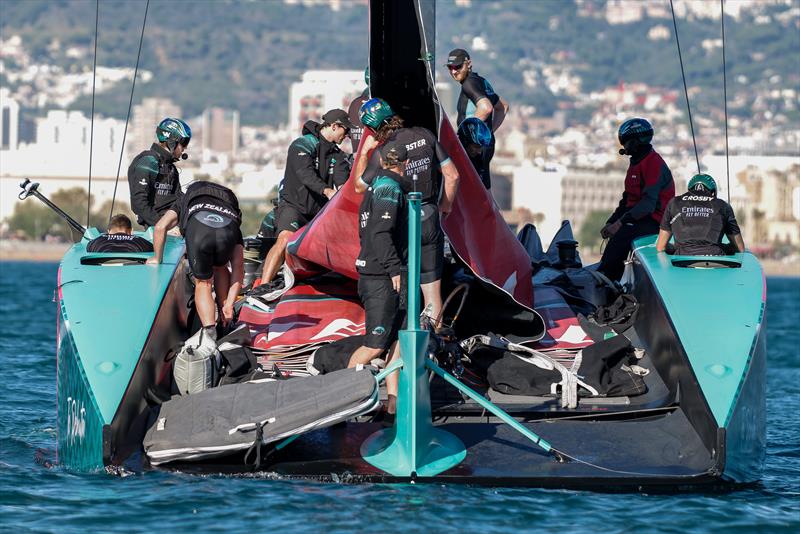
left=358, top=276, right=406, bottom=351
left=275, top=203, right=311, bottom=235
left=420, top=203, right=444, bottom=284
left=185, top=211, right=243, bottom=280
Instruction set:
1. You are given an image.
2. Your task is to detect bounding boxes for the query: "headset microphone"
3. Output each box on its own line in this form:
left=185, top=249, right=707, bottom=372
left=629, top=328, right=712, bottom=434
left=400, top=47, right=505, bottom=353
left=618, top=148, right=627, bottom=155
left=181, top=153, right=188, bottom=160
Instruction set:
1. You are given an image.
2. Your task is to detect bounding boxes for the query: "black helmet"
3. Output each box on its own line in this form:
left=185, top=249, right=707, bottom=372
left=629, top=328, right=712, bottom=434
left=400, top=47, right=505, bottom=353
left=618, top=118, right=653, bottom=146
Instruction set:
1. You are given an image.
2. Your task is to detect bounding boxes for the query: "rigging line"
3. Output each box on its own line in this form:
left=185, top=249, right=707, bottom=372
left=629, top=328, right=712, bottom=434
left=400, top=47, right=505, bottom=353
left=87, top=0, right=99, bottom=229
left=669, top=0, right=702, bottom=176
left=721, top=0, right=731, bottom=202
left=109, top=0, right=150, bottom=224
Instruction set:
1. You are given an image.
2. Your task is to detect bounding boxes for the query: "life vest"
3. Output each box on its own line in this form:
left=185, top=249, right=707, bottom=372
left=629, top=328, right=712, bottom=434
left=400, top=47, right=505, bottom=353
left=178, top=181, right=241, bottom=233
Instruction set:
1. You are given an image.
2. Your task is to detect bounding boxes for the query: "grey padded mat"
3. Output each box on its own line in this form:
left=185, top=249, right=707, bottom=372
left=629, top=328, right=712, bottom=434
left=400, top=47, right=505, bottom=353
left=144, top=367, right=379, bottom=464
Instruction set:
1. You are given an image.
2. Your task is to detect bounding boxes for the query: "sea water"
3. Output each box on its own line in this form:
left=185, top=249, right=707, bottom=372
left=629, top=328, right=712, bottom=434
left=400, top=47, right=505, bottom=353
left=0, top=262, right=797, bottom=532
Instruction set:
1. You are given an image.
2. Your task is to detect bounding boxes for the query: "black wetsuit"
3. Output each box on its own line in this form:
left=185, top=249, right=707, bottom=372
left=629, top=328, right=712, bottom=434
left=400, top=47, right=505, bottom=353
left=456, top=72, right=499, bottom=189
left=86, top=233, right=153, bottom=253
left=361, top=126, right=450, bottom=284
left=347, top=89, right=369, bottom=152
left=356, top=172, right=407, bottom=350
left=660, top=192, right=741, bottom=256
left=127, top=143, right=181, bottom=228
left=172, top=182, right=243, bottom=280
left=275, top=121, right=350, bottom=234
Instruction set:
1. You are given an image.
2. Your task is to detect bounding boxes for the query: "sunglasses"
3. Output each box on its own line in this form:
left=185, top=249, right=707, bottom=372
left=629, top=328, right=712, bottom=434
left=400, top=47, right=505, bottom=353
left=448, top=64, right=464, bottom=73
left=179, top=137, right=190, bottom=147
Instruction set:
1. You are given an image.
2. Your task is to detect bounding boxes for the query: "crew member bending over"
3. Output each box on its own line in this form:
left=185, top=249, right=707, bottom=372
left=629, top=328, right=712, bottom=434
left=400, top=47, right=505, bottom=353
left=656, top=173, right=745, bottom=255
left=87, top=214, right=154, bottom=253
left=353, top=97, right=459, bottom=324
left=147, top=181, right=244, bottom=343
left=349, top=141, right=410, bottom=419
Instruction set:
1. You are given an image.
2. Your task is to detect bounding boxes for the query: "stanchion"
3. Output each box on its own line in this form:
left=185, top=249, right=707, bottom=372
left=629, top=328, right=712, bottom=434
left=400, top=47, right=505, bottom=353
left=361, top=192, right=465, bottom=477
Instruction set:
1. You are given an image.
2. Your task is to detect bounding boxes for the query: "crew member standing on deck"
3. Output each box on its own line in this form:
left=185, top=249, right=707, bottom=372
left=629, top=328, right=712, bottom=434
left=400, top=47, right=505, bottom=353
left=353, top=97, right=460, bottom=324
left=446, top=48, right=509, bottom=189
left=349, top=140, right=410, bottom=420
left=147, top=181, right=244, bottom=343
left=127, top=118, right=191, bottom=228
left=599, top=118, right=675, bottom=280
left=258, top=109, right=355, bottom=286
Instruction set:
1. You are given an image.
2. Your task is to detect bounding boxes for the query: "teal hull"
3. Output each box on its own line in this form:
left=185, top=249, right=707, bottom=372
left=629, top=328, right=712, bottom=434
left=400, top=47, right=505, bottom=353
left=56, top=229, right=189, bottom=471
left=632, top=236, right=767, bottom=483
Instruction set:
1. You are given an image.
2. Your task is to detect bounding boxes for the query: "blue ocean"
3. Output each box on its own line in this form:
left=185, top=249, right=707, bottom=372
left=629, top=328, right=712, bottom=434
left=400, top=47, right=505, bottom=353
left=1, top=262, right=797, bottom=532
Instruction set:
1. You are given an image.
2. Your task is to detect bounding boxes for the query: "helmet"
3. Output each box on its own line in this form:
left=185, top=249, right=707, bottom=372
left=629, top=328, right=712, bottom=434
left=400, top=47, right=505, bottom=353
left=457, top=117, right=492, bottom=147
left=156, top=118, right=192, bottom=150
left=688, top=173, right=717, bottom=196
left=359, top=98, right=395, bottom=130
left=618, top=118, right=653, bottom=146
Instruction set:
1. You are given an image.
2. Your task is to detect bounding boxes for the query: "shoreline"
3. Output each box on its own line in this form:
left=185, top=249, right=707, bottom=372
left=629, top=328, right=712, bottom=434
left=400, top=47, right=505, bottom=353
left=1, top=240, right=797, bottom=277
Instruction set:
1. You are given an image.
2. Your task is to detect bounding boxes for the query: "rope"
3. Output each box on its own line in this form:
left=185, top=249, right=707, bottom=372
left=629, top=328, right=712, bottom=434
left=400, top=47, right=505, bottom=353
left=720, top=0, right=731, bottom=202
left=669, top=0, right=701, bottom=175
left=109, top=0, right=150, bottom=224
left=87, top=0, right=99, bottom=228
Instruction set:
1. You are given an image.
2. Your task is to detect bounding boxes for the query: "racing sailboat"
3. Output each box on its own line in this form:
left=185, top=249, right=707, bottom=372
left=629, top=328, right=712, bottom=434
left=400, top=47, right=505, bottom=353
left=36, top=0, right=765, bottom=488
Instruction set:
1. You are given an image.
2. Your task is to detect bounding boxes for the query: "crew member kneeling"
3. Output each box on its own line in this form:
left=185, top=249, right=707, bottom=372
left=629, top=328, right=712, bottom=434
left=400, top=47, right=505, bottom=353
left=656, top=173, right=745, bottom=255
left=87, top=214, right=154, bottom=253
left=350, top=141, right=410, bottom=419
left=147, top=181, right=244, bottom=342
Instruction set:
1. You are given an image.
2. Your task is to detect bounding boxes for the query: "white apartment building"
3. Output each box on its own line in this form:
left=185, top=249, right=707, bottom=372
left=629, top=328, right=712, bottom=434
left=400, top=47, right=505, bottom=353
left=289, top=70, right=364, bottom=134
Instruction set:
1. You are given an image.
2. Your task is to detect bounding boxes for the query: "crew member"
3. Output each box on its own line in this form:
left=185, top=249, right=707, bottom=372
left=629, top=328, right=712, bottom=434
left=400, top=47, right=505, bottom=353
left=349, top=140, right=410, bottom=419
left=446, top=48, right=509, bottom=189
left=147, top=181, right=244, bottom=342
left=346, top=67, right=370, bottom=153
left=86, top=214, right=154, bottom=253
left=128, top=118, right=191, bottom=228
left=599, top=118, right=675, bottom=280
left=353, top=97, right=460, bottom=324
left=259, top=109, right=355, bottom=285
left=656, top=173, right=745, bottom=255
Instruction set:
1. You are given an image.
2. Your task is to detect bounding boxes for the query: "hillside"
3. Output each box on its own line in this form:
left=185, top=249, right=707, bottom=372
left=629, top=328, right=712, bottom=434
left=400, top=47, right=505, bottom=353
left=1, top=0, right=797, bottom=125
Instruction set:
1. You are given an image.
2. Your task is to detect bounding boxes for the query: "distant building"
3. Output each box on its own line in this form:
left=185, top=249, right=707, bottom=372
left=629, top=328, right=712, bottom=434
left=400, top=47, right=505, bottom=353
left=289, top=70, right=363, bottom=134
left=201, top=107, right=240, bottom=160
left=0, top=88, right=19, bottom=151
left=127, top=97, right=182, bottom=158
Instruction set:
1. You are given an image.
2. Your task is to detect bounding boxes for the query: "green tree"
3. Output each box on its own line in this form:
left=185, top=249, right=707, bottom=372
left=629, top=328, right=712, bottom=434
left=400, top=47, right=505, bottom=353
left=578, top=210, right=609, bottom=253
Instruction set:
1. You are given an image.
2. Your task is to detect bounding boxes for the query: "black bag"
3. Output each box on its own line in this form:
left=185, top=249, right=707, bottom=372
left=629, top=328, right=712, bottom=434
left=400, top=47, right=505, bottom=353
left=588, top=293, right=638, bottom=333
left=311, top=336, right=365, bottom=374
left=486, top=335, right=646, bottom=398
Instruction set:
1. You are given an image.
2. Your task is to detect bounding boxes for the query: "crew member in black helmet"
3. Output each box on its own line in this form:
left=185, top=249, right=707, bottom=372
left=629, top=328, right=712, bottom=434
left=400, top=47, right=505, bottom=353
left=349, top=140, right=410, bottom=419
left=446, top=48, right=509, bottom=189
left=127, top=118, right=191, bottom=228
left=147, top=181, right=244, bottom=342
left=599, top=118, right=675, bottom=280
left=86, top=214, right=154, bottom=253
left=656, top=173, right=745, bottom=256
